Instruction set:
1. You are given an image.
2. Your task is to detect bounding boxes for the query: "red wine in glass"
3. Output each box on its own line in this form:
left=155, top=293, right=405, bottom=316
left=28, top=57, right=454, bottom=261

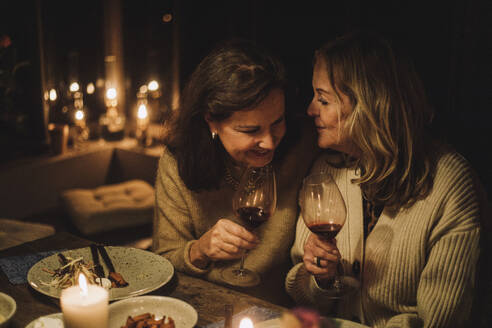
left=307, top=222, right=343, bottom=241
left=236, top=206, right=271, bottom=229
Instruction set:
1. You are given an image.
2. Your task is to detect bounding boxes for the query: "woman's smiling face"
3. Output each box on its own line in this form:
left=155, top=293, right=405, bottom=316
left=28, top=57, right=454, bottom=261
left=307, top=58, right=355, bottom=155
left=207, top=88, right=286, bottom=167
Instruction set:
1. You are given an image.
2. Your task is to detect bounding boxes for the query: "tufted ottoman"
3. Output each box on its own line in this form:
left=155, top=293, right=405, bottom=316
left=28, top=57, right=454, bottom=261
left=60, top=180, right=155, bottom=235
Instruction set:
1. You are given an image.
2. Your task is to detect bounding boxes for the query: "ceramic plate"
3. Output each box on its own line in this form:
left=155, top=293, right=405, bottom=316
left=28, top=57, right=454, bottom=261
left=25, top=313, right=63, bottom=328
left=256, top=317, right=369, bottom=328
left=0, top=292, right=17, bottom=328
left=27, top=246, right=174, bottom=301
left=108, top=296, right=198, bottom=328
left=25, top=297, right=197, bottom=328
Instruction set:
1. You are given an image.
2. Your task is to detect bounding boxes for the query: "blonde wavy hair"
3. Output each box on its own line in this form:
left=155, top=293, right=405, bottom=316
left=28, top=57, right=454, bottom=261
left=316, top=31, right=437, bottom=210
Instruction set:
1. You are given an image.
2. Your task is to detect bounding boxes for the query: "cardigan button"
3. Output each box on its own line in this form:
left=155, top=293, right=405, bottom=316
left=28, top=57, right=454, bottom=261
left=352, top=260, right=360, bottom=277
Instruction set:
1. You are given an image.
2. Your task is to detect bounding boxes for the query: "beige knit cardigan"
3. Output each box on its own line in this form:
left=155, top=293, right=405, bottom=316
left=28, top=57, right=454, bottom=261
left=152, top=129, right=317, bottom=304
left=286, top=151, right=482, bottom=327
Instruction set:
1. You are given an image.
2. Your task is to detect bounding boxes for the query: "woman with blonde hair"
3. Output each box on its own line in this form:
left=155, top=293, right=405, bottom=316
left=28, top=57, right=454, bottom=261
left=286, top=30, right=487, bottom=327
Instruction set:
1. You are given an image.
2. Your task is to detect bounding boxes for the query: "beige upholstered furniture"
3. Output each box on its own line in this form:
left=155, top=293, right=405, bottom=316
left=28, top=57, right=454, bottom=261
left=60, top=179, right=155, bottom=235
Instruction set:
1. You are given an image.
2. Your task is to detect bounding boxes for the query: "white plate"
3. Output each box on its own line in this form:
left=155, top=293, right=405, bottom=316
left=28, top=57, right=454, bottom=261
left=256, top=317, right=369, bottom=328
left=0, top=292, right=17, bottom=328
left=108, top=296, right=198, bottom=328
left=25, top=313, right=63, bottom=328
left=27, top=246, right=174, bottom=301
left=25, top=296, right=197, bottom=328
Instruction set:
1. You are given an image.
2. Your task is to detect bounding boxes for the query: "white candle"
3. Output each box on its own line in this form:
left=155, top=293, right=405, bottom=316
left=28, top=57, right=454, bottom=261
left=60, top=274, right=109, bottom=328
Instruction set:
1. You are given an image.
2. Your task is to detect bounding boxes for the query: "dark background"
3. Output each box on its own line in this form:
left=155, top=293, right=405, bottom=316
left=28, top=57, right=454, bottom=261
left=0, top=0, right=491, bottom=197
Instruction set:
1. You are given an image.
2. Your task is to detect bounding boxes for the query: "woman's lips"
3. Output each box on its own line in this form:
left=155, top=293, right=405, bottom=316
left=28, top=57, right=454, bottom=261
left=249, top=149, right=272, bottom=159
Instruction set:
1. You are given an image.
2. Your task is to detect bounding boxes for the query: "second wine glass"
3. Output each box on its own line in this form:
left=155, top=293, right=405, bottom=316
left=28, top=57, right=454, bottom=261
left=221, top=165, right=277, bottom=287
left=300, top=172, right=354, bottom=298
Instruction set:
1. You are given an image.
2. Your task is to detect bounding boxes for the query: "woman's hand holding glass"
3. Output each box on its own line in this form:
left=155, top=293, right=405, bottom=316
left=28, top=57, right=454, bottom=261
left=303, top=233, right=340, bottom=281
left=190, top=218, right=259, bottom=268
left=299, top=172, right=357, bottom=297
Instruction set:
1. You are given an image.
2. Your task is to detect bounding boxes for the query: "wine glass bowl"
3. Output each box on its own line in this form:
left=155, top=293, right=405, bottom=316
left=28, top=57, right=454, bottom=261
left=221, top=165, right=276, bottom=287
left=233, top=165, right=276, bottom=230
left=299, top=172, right=346, bottom=239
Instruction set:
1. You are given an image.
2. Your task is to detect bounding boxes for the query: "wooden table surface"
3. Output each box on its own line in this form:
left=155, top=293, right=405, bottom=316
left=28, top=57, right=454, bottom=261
left=0, top=231, right=287, bottom=328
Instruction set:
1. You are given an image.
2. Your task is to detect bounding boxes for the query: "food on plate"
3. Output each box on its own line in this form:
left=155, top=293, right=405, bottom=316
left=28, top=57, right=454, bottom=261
left=121, top=313, right=175, bottom=328
left=41, top=253, right=98, bottom=289
left=109, top=271, right=129, bottom=288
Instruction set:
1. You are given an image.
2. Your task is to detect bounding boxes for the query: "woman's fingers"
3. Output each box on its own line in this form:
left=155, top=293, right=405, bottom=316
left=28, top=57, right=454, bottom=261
left=218, top=218, right=259, bottom=247
left=303, top=233, right=340, bottom=276
left=200, top=219, right=259, bottom=261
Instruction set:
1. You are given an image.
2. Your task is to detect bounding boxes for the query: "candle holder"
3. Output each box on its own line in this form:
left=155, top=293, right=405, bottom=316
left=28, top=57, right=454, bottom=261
left=71, top=93, right=89, bottom=150
left=135, top=92, right=151, bottom=147
left=47, top=123, right=69, bottom=155
left=99, top=106, right=125, bottom=141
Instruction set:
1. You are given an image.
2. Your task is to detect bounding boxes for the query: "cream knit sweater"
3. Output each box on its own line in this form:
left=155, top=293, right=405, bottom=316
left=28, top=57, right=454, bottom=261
left=153, top=127, right=318, bottom=304
left=285, top=151, right=482, bottom=327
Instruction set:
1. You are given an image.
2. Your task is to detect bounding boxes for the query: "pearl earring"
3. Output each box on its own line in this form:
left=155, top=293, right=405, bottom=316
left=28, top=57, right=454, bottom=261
left=211, top=131, right=217, bottom=140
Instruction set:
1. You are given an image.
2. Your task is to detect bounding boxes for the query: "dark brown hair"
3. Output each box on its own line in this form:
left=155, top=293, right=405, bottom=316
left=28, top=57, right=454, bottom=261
left=165, top=38, right=295, bottom=191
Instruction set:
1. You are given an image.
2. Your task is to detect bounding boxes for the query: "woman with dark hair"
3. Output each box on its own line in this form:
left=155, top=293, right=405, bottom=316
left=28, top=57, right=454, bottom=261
left=152, top=39, right=317, bottom=303
left=285, top=31, right=488, bottom=327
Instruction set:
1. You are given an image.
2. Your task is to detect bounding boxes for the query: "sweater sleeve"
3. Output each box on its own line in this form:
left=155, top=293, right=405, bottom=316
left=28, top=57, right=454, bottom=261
left=152, top=150, right=210, bottom=276
left=386, top=155, right=482, bottom=328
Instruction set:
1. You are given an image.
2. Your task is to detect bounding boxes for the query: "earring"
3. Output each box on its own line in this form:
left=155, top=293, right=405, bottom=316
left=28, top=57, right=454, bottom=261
left=211, top=131, right=217, bottom=140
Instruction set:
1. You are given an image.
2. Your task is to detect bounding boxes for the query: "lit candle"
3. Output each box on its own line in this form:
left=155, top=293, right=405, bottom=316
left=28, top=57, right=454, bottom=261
left=137, top=103, right=149, bottom=129
left=60, top=273, right=109, bottom=328
left=74, top=109, right=85, bottom=127
left=239, top=317, right=254, bottom=328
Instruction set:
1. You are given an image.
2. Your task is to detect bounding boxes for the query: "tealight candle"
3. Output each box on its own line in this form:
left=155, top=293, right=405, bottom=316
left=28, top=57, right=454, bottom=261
left=60, top=274, right=109, bottom=328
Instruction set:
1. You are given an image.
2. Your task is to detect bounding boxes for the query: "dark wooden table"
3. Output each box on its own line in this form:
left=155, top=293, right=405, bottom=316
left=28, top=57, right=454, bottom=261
left=0, top=231, right=287, bottom=328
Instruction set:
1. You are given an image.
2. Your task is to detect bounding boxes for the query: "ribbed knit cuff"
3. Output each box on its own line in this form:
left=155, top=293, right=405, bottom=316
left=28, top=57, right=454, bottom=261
left=286, top=263, right=339, bottom=310
left=183, top=240, right=211, bottom=275
left=286, top=263, right=315, bottom=305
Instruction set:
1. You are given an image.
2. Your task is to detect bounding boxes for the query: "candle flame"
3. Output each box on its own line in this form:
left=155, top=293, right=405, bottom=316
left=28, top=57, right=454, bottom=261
left=49, top=89, right=57, bottom=101
left=75, top=109, right=85, bottom=121
left=139, top=85, right=148, bottom=94
left=70, top=82, right=80, bottom=92
left=78, top=273, right=88, bottom=296
left=148, top=80, right=159, bottom=91
left=137, top=104, right=148, bottom=119
left=87, top=82, right=95, bottom=94
left=239, top=318, right=254, bottom=328
left=106, top=88, right=117, bottom=100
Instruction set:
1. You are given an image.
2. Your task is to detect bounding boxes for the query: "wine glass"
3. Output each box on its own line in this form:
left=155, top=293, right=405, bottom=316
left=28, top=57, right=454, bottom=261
left=221, top=165, right=277, bottom=287
left=299, top=172, right=355, bottom=298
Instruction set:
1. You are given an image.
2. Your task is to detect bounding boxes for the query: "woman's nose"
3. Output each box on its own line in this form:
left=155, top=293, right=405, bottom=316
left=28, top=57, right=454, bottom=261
left=307, top=100, right=317, bottom=117
left=258, top=132, right=275, bottom=149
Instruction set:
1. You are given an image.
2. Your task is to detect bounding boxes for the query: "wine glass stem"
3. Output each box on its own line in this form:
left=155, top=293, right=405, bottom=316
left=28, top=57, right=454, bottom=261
left=238, top=252, right=246, bottom=274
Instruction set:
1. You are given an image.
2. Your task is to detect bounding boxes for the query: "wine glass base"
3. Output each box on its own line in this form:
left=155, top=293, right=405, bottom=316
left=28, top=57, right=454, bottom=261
left=220, top=267, right=261, bottom=287
left=318, top=276, right=360, bottom=299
